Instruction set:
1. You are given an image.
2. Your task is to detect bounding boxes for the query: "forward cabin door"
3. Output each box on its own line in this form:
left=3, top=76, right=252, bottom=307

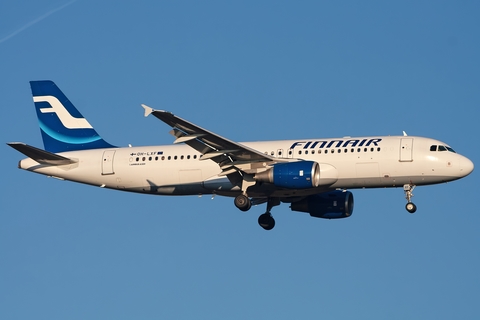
left=102, top=150, right=116, bottom=175
left=399, top=138, right=413, bottom=162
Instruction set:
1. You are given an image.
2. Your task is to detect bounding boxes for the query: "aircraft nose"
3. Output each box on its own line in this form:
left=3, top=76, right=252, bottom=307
left=460, top=156, right=474, bottom=177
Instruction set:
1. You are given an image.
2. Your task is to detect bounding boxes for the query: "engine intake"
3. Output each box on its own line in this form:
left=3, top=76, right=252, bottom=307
left=255, top=161, right=320, bottom=189
left=290, top=190, right=354, bottom=219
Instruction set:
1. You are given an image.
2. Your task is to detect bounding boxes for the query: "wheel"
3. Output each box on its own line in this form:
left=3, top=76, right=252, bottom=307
left=258, top=213, right=275, bottom=230
left=406, top=202, right=417, bottom=214
left=234, top=194, right=251, bottom=212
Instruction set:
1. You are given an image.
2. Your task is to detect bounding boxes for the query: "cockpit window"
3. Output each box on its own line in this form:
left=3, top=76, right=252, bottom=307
left=431, top=144, right=456, bottom=153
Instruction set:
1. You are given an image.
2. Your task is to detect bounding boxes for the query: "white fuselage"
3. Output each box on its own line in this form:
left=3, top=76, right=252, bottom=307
left=18, top=136, right=474, bottom=198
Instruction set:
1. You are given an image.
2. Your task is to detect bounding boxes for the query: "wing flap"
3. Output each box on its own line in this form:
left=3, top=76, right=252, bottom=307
left=174, top=133, right=206, bottom=144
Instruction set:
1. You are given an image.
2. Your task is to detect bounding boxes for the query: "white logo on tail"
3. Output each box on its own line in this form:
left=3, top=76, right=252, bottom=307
left=34, top=95, right=93, bottom=129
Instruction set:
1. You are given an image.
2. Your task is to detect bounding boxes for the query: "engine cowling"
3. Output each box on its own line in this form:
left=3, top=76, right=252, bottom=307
left=290, top=191, right=354, bottom=219
left=254, top=161, right=320, bottom=189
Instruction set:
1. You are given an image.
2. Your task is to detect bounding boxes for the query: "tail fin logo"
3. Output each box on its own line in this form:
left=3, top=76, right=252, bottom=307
left=34, top=95, right=93, bottom=129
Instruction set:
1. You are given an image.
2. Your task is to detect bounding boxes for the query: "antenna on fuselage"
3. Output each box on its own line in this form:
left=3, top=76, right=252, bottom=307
left=403, top=131, right=408, bottom=136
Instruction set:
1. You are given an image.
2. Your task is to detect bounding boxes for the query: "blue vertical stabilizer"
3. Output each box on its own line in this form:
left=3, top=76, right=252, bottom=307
left=30, top=81, right=115, bottom=152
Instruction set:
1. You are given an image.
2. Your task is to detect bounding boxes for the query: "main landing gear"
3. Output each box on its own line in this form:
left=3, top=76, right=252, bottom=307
left=403, top=184, right=417, bottom=214
left=258, top=198, right=280, bottom=231
left=234, top=194, right=280, bottom=230
left=234, top=194, right=251, bottom=212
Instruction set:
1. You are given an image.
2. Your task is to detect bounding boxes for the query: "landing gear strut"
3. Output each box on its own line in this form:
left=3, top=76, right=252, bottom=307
left=403, top=184, right=417, bottom=214
left=258, top=198, right=280, bottom=230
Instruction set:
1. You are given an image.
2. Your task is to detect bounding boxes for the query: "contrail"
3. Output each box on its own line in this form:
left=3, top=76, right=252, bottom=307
left=0, top=0, right=77, bottom=44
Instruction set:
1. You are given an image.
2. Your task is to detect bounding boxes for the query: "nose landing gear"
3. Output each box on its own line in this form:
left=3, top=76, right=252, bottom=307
left=404, top=184, right=417, bottom=213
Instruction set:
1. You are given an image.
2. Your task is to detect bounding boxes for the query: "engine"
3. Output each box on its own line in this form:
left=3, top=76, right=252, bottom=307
left=290, top=190, right=354, bottom=219
left=254, top=161, right=320, bottom=189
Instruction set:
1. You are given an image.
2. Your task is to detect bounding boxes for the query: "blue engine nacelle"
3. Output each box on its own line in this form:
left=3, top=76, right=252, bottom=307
left=254, top=161, right=320, bottom=189
left=290, top=190, right=354, bottom=219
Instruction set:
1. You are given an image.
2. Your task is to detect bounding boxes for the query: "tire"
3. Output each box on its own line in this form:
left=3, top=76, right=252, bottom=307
left=258, top=213, right=275, bottom=230
left=234, top=194, right=251, bottom=211
left=406, top=202, right=417, bottom=214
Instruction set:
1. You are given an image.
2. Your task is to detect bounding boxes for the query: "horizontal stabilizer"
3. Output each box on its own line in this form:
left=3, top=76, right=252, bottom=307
left=7, top=142, right=77, bottom=165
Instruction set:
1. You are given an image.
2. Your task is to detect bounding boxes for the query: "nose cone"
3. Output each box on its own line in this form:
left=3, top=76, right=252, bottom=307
left=460, top=156, right=474, bottom=177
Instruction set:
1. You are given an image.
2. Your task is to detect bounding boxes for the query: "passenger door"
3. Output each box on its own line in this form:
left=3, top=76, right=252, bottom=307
left=102, top=150, right=116, bottom=175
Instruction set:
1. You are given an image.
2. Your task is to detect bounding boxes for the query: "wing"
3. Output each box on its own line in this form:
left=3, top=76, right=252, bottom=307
left=143, top=105, right=281, bottom=176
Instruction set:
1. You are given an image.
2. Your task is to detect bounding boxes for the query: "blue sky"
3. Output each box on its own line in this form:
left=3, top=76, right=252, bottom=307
left=1, top=1, right=479, bottom=319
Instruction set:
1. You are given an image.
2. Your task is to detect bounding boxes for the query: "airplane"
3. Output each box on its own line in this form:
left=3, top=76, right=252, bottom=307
left=7, top=81, right=474, bottom=230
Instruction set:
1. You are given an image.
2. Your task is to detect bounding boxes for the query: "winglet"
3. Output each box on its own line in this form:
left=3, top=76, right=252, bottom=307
left=142, top=104, right=153, bottom=117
